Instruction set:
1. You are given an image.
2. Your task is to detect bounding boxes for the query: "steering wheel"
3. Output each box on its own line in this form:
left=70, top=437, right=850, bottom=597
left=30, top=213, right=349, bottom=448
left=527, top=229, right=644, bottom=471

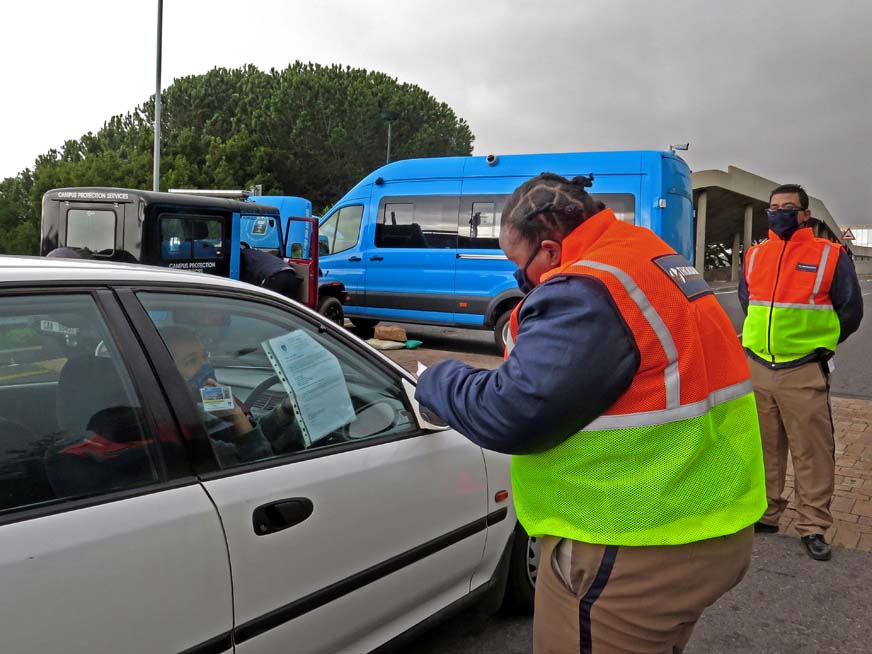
left=246, top=374, right=282, bottom=410
left=244, top=375, right=397, bottom=442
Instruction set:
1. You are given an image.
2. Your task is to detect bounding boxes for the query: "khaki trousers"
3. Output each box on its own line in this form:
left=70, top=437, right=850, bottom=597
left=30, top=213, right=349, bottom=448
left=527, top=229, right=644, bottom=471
left=749, top=359, right=835, bottom=536
left=533, top=527, right=753, bottom=654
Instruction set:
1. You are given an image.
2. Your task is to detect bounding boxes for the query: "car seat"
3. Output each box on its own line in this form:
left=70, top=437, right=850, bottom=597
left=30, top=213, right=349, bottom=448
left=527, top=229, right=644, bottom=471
left=44, top=357, right=156, bottom=498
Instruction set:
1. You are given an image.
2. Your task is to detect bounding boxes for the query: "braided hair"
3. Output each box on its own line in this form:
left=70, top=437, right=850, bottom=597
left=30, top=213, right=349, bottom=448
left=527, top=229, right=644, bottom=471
left=500, top=172, right=605, bottom=245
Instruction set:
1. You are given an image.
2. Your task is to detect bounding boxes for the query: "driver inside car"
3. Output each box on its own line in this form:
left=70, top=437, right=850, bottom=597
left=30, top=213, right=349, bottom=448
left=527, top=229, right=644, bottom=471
left=159, top=326, right=304, bottom=464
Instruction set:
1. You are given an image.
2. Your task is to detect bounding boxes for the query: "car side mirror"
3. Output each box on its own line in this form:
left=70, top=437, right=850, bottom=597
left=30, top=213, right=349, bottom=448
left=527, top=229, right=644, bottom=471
left=401, top=379, right=449, bottom=431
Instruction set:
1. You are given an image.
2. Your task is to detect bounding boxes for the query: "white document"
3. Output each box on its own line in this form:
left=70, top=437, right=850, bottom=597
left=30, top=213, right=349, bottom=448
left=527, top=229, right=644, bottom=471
left=262, top=330, right=356, bottom=445
left=416, top=361, right=428, bottom=377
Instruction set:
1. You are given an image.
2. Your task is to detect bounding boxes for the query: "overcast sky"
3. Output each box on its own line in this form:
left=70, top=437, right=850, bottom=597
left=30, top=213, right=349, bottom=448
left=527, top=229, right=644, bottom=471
left=2, top=0, right=870, bottom=226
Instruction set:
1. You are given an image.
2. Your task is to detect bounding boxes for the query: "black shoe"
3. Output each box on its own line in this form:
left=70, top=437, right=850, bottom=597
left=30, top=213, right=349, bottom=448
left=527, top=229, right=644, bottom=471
left=801, top=534, right=832, bottom=561
left=754, top=521, right=779, bottom=534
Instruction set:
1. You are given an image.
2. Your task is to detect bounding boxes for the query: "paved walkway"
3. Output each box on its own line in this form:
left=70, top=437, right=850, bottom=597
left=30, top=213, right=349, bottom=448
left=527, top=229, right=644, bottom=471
left=779, top=395, right=872, bottom=552
left=386, top=348, right=872, bottom=554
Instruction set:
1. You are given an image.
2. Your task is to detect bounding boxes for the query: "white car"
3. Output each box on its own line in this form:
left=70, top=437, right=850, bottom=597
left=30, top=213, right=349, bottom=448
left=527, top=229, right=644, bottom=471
left=0, top=257, right=535, bottom=654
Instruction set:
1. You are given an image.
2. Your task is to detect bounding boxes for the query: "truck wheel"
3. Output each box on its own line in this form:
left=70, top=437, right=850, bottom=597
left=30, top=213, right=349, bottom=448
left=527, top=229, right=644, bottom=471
left=349, top=318, right=378, bottom=340
left=494, top=310, right=512, bottom=353
left=317, top=296, right=344, bottom=327
left=502, top=522, right=538, bottom=615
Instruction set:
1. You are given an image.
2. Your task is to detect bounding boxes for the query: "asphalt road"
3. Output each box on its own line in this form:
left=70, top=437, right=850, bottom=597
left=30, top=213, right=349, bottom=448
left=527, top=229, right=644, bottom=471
left=410, top=534, right=872, bottom=654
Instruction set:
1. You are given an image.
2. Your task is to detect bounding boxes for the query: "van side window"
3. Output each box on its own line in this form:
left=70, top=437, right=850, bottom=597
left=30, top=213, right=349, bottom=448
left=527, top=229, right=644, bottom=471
left=241, top=215, right=281, bottom=254
left=458, top=197, right=506, bottom=249
left=160, top=216, right=224, bottom=261
left=320, top=205, right=363, bottom=255
left=375, top=197, right=459, bottom=249
left=598, top=194, right=636, bottom=224
left=457, top=193, right=636, bottom=250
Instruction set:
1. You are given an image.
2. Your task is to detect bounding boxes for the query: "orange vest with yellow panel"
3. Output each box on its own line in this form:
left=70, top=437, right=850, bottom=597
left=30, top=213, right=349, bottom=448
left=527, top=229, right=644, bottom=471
left=742, top=228, right=842, bottom=364
left=507, top=209, right=766, bottom=545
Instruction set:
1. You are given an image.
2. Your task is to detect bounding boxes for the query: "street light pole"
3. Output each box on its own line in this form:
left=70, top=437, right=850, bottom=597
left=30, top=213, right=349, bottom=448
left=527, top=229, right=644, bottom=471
left=379, top=111, right=399, bottom=164
left=386, top=120, right=393, bottom=164
left=153, top=0, right=163, bottom=192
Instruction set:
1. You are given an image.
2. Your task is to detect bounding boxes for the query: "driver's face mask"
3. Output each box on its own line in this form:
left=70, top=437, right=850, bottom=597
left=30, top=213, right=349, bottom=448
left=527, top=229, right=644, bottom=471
left=187, top=361, right=216, bottom=395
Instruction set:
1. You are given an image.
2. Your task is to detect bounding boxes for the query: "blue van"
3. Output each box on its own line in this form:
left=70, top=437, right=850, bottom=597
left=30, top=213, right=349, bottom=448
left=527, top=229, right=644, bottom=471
left=318, top=151, right=694, bottom=350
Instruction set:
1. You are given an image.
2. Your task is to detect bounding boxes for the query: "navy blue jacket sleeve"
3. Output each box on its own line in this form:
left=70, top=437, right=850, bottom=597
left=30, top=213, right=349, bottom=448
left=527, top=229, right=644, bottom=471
left=830, top=249, right=863, bottom=343
left=414, top=276, right=640, bottom=455
left=738, top=266, right=749, bottom=315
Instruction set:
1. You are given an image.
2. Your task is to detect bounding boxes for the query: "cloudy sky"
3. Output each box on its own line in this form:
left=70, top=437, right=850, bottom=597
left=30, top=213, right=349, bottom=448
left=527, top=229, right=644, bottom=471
left=2, top=0, right=870, bottom=226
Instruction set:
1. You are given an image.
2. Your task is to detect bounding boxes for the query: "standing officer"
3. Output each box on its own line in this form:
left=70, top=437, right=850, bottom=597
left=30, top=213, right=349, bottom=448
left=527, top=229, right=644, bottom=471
left=416, top=173, right=767, bottom=654
left=740, top=184, right=863, bottom=561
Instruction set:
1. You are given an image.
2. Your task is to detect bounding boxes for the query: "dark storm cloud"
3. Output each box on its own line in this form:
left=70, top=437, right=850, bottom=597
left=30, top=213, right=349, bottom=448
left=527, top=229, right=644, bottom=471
left=4, top=0, right=869, bottom=227
left=323, top=0, right=871, bottom=226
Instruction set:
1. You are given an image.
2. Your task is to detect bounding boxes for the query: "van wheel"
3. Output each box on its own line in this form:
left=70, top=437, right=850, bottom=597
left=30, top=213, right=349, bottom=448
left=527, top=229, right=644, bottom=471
left=318, top=296, right=344, bottom=326
left=494, top=310, right=512, bottom=353
left=349, top=318, right=379, bottom=340
left=502, top=522, right=538, bottom=615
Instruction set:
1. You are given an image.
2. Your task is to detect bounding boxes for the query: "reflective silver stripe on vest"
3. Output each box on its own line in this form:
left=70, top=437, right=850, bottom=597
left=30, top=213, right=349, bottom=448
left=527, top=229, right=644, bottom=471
left=582, top=379, right=753, bottom=431
left=748, top=248, right=759, bottom=276
left=748, top=300, right=833, bottom=310
left=575, top=260, right=680, bottom=409
left=810, top=244, right=832, bottom=305
left=505, top=328, right=515, bottom=354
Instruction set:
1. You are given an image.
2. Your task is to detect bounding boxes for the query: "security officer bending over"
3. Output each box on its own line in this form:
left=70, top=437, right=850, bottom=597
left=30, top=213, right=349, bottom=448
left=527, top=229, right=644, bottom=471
left=416, top=173, right=767, bottom=654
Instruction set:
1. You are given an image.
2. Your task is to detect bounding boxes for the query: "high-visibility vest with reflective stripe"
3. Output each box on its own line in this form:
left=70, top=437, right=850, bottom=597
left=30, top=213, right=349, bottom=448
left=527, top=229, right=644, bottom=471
left=742, top=228, right=842, bottom=364
left=507, top=209, right=766, bottom=546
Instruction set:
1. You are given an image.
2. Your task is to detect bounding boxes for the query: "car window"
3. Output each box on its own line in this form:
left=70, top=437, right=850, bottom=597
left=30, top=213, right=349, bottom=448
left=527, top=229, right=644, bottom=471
left=138, top=292, right=418, bottom=470
left=0, top=295, right=162, bottom=515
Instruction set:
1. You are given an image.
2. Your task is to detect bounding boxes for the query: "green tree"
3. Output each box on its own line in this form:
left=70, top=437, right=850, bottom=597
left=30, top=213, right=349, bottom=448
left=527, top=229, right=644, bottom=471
left=0, top=63, right=474, bottom=254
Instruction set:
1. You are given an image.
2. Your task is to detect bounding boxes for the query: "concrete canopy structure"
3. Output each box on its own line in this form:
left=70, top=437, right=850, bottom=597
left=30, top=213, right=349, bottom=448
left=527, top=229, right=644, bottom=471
left=692, top=165, right=871, bottom=280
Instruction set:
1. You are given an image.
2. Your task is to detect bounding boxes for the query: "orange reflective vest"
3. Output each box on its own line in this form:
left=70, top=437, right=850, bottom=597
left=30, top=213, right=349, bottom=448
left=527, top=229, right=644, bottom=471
left=742, top=228, right=842, bottom=364
left=506, top=209, right=766, bottom=545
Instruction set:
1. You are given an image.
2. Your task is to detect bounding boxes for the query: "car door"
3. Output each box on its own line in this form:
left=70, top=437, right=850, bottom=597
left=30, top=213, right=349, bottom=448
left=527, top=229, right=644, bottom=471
left=127, top=288, right=496, bottom=653
left=0, top=289, right=232, bottom=654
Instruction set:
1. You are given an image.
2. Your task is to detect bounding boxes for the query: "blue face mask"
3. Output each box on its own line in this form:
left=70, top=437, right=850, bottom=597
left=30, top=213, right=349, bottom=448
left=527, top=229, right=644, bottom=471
left=513, top=242, right=542, bottom=294
left=188, top=362, right=216, bottom=395
left=767, top=208, right=801, bottom=239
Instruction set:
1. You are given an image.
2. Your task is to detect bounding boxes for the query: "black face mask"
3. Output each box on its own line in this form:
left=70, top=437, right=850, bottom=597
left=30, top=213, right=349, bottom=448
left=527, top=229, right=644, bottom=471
left=513, top=243, right=541, bottom=294
left=767, top=208, right=802, bottom=239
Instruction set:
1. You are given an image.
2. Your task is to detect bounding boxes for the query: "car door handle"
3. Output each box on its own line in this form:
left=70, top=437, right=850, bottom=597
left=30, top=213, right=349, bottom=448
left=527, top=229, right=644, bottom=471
left=252, top=498, right=314, bottom=536
left=369, top=256, right=384, bottom=261
left=348, top=255, right=362, bottom=262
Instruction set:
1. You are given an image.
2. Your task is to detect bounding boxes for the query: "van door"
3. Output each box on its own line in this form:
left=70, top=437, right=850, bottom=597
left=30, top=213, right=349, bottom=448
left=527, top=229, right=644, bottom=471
left=363, top=184, right=460, bottom=324
left=318, top=204, right=367, bottom=309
